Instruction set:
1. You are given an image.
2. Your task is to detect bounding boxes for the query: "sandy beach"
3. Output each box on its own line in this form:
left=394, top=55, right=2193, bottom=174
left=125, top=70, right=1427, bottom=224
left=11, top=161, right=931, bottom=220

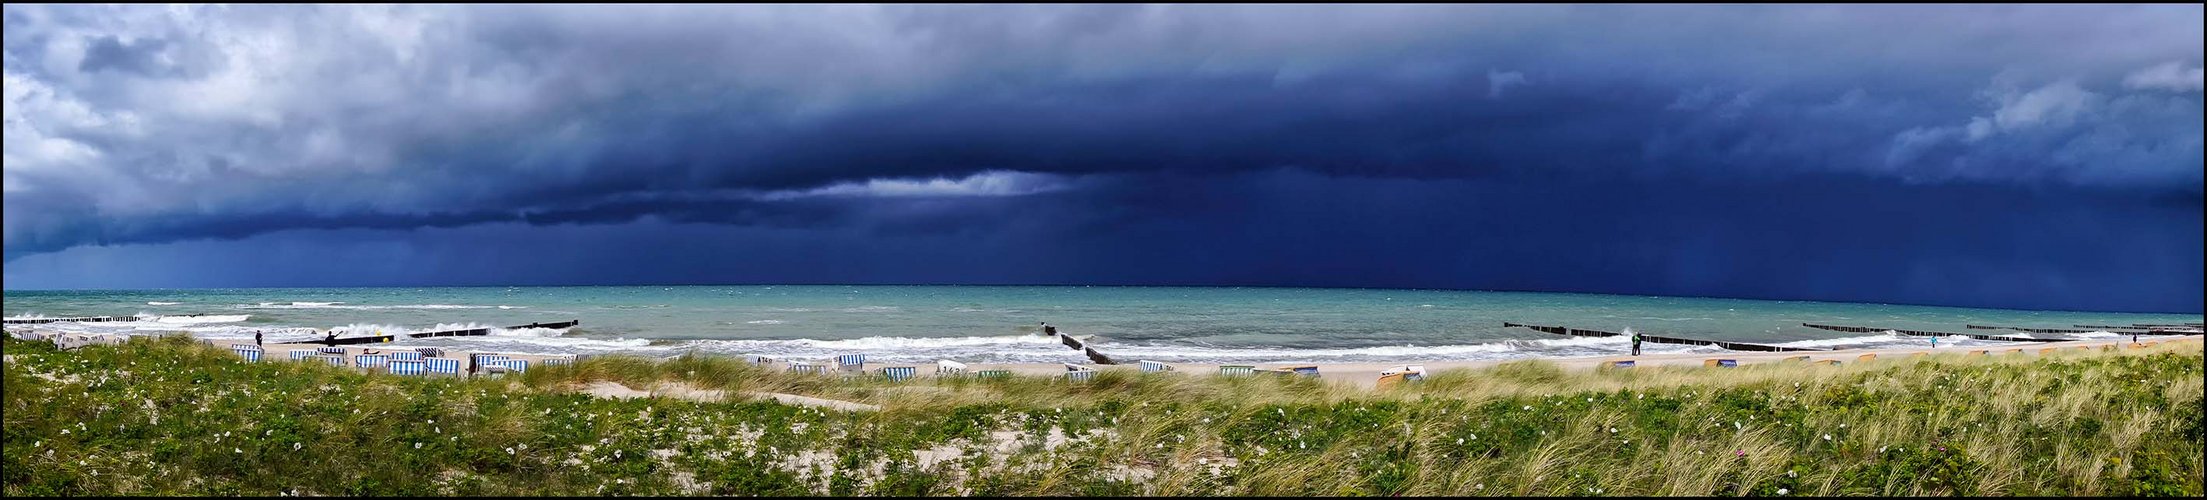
left=191, top=334, right=2204, bottom=390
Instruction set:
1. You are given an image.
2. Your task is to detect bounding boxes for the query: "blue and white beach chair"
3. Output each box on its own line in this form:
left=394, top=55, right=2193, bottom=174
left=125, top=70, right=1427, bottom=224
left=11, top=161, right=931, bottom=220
left=975, top=369, right=1012, bottom=379
left=835, top=354, right=866, bottom=373
left=937, top=360, right=968, bottom=377
left=1138, top=360, right=1174, bottom=373
left=388, top=360, right=427, bottom=376
left=541, top=357, right=571, bottom=368
left=490, top=359, right=529, bottom=373
left=391, top=351, right=424, bottom=362
left=314, top=354, right=346, bottom=367
left=474, top=354, right=510, bottom=366
left=290, top=349, right=316, bottom=361
left=1218, top=365, right=1256, bottom=377
left=1064, top=364, right=1096, bottom=382
left=231, top=345, right=264, bottom=362
left=880, top=366, right=917, bottom=382
left=355, top=354, right=389, bottom=369
left=316, top=346, right=346, bottom=355
left=787, top=361, right=829, bottom=375
left=425, top=358, right=461, bottom=376
left=1610, top=360, right=1636, bottom=368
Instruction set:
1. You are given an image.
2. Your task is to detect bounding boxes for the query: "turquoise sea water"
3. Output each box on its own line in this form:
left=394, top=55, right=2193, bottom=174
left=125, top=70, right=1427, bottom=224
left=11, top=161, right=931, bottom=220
left=4, top=286, right=2199, bottom=363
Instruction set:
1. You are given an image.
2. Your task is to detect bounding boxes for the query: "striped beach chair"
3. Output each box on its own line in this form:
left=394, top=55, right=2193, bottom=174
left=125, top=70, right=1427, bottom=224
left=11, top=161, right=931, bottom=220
left=355, top=354, right=389, bottom=369
left=316, top=346, right=346, bottom=355
left=937, top=360, right=968, bottom=377
left=490, top=359, right=529, bottom=373
left=388, top=360, right=427, bottom=376
left=1609, top=360, right=1636, bottom=368
left=975, top=369, right=1012, bottom=380
left=836, top=354, right=866, bottom=372
left=391, top=351, right=424, bottom=362
left=414, top=348, right=444, bottom=358
left=473, top=354, right=510, bottom=366
left=425, top=358, right=461, bottom=376
left=1063, top=363, right=1096, bottom=382
left=290, top=349, right=316, bottom=361
left=1218, top=365, right=1256, bottom=376
left=880, top=366, right=917, bottom=382
left=313, top=355, right=346, bottom=367
left=1138, top=360, right=1173, bottom=373
left=231, top=345, right=264, bottom=362
left=1704, top=358, right=1737, bottom=368
left=787, top=361, right=829, bottom=375
left=541, top=357, right=572, bottom=368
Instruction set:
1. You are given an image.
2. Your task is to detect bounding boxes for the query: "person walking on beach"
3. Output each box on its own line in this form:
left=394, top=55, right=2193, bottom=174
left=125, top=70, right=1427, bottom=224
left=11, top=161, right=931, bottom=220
left=1631, top=330, right=1643, bottom=356
left=254, top=330, right=263, bottom=346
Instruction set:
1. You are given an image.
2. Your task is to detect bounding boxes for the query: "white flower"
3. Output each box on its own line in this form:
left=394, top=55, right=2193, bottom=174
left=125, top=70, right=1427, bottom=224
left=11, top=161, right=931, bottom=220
left=59, top=429, right=68, bottom=435
left=1523, top=406, right=1533, bottom=411
left=293, top=443, right=302, bottom=451
left=1475, top=484, right=1484, bottom=490
left=234, top=448, right=242, bottom=454
left=1823, top=434, right=1833, bottom=441
left=1457, top=438, right=1465, bottom=445
left=1608, top=427, right=1617, bottom=434
left=415, top=442, right=423, bottom=449
left=1778, top=488, right=1790, bottom=495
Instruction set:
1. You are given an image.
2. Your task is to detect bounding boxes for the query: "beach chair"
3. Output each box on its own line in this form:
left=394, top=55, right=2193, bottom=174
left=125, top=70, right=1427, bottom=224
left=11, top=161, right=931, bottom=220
left=1138, top=360, right=1174, bottom=373
left=836, top=354, right=866, bottom=373
left=1966, top=350, right=1988, bottom=356
left=1609, top=360, right=1636, bottom=368
left=1856, top=354, right=1878, bottom=362
left=474, top=354, right=510, bottom=366
left=1064, top=364, right=1096, bottom=382
left=388, top=360, right=427, bottom=376
left=231, top=345, right=264, bottom=362
left=391, top=351, right=424, bottom=362
left=1704, top=358, right=1737, bottom=368
left=1812, top=359, right=1839, bottom=366
left=975, top=369, right=1012, bottom=380
left=1375, top=365, right=1427, bottom=390
left=787, top=361, right=830, bottom=375
left=1218, top=365, right=1256, bottom=377
left=1781, top=355, right=1811, bottom=363
left=880, top=366, right=917, bottom=382
left=290, top=349, right=317, bottom=361
left=415, top=347, right=444, bottom=358
left=355, top=354, right=389, bottom=370
left=313, top=355, right=346, bottom=367
left=424, top=358, right=461, bottom=376
left=490, top=359, right=529, bottom=373
left=937, top=360, right=968, bottom=377
left=541, top=357, right=572, bottom=368
left=1286, top=366, right=1320, bottom=377
left=316, top=346, right=346, bottom=355
left=743, top=355, right=774, bottom=365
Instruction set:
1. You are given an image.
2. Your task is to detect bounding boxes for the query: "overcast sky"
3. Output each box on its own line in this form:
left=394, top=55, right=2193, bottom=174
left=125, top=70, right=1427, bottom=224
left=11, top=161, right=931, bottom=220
left=3, top=4, right=2200, bottom=313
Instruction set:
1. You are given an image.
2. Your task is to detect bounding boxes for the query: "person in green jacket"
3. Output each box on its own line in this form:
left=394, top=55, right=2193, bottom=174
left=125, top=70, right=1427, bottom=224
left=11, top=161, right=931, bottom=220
left=1631, top=331, right=1643, bottom=356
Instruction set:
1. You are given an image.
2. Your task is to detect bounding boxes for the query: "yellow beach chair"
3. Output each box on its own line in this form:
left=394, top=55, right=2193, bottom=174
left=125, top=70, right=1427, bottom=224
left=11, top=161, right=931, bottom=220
left=1855, top=354, right=1877, bottom=363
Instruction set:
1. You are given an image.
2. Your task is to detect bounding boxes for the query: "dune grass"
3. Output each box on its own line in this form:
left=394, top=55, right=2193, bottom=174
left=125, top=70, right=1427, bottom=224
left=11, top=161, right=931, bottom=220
left=4, top=334, right=2201, bottom=496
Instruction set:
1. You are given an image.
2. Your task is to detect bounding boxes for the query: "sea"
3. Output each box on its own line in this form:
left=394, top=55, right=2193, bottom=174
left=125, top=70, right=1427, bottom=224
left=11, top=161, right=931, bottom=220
left=3, top=286, right=2199, bottom=364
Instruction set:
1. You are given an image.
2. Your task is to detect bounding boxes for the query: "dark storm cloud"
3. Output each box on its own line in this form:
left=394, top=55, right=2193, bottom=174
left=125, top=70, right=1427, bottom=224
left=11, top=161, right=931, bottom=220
left=3, top=4, right=2200, bottom=311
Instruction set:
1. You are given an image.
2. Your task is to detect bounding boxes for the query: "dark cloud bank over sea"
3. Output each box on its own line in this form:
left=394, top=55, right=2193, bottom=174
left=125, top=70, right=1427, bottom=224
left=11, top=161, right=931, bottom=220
left=4, top=5, right=2201, bottom=313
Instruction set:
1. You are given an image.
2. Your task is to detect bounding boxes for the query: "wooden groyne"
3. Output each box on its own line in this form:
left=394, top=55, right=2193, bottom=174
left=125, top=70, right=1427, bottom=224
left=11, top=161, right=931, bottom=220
left=3, top=316, right=135, bottom=325
left=1966, top=325, right=2101, bottom=334
left=1800, top=323, right=2069, bottom=343
left=1054, top=331, right=1118, bottom=365
left=1503, top=322, right=1828, bottom=352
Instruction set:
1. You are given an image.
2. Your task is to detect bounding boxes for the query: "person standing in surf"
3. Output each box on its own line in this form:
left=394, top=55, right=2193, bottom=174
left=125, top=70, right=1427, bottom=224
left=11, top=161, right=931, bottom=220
left=1631, top=330, right=1643, bottom=356
left=254, top=330, right=263, bottom=346
left=1930, top=335, right=1938, bottom=349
